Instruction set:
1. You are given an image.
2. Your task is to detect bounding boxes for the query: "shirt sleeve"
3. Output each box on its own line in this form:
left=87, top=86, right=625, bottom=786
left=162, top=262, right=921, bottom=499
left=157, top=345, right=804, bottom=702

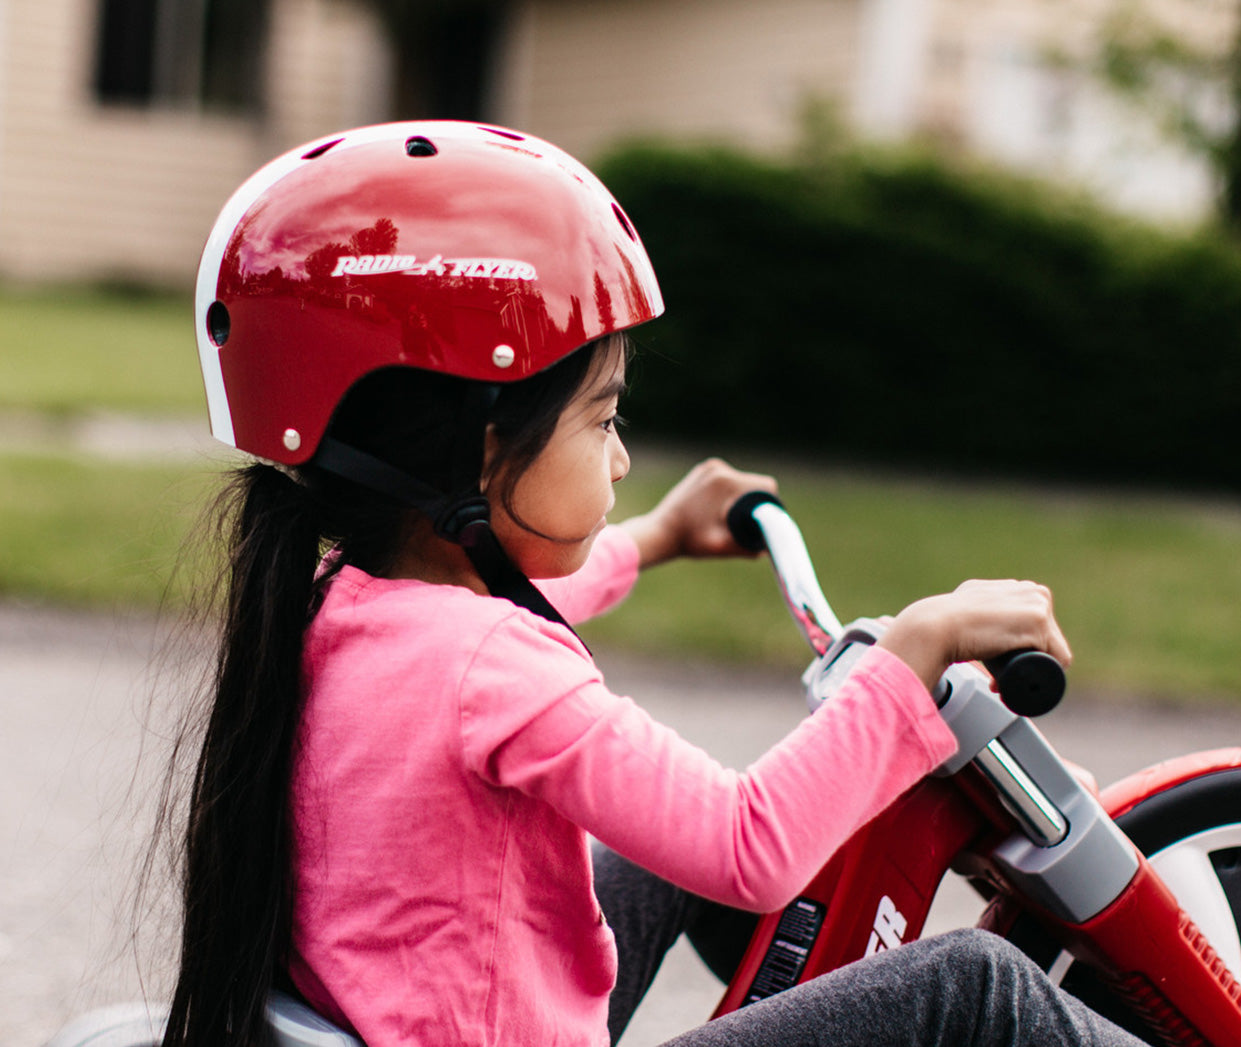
left=533, top=526, right=640, bottom=624
left=459, top=618, right=958, bottom=912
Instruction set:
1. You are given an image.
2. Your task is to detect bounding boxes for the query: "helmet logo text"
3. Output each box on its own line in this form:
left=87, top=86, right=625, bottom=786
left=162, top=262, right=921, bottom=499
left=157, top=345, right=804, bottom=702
left=329, top=254, right=537, bottom=281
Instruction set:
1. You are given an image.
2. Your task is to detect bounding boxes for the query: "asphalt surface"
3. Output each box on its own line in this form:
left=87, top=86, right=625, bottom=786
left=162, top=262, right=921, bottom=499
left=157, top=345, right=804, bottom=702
left=4, top=601, right=1241, bottom=1047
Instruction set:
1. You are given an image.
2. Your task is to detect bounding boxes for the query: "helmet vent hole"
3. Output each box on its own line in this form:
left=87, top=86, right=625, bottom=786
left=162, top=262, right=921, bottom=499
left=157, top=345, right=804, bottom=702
left=405, top=136, right=438, bottom=158
left=480, top=126, right=525, bottom=141
left=302, top=137, right=344, bottom=160
left=612, top=202, right=637, bottom=241
left=206, top=301, right=230, bottom=346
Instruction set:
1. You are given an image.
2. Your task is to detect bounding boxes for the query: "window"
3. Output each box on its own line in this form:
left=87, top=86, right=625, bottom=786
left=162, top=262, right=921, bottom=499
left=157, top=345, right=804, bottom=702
left=93, top=0, right=270, bottom=113
left=385, top=1, right=508, bottom=120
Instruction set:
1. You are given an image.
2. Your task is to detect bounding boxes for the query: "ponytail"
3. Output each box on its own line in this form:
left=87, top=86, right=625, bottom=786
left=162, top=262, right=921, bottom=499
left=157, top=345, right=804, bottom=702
left=163, top=463, right=325, bottom=1047
left=160, top=337, right=620, bottom=1045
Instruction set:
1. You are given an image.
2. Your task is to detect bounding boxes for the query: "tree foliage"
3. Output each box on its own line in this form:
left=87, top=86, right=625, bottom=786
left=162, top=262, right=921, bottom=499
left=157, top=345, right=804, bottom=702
left=1068, top=2, right=1241, bottom=226
left=596, top=135, right=1241, bottom=492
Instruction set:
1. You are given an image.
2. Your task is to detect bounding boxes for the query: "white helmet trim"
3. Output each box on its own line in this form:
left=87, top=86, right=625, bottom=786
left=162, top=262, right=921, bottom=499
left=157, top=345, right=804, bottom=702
left=193, top=126, right=410, bottom=450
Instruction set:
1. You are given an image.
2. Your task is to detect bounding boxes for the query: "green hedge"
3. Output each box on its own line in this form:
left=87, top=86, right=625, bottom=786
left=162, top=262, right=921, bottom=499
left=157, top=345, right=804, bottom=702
left=595, top=142, right=1241, bottom=491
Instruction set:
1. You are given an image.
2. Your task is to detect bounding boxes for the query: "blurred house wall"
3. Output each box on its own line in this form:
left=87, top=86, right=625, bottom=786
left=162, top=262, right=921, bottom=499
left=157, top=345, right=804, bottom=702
left=498, top=0, right=1239, bottom=222
left=892, top=0, right=1239, bottom=221
left=491, top=0, right=864, bottom=159
left=0, top=0, right=1235, bottom=289
left=0, top=0, right=873, bottom=288
left=0, top=0, right=391, bottom=288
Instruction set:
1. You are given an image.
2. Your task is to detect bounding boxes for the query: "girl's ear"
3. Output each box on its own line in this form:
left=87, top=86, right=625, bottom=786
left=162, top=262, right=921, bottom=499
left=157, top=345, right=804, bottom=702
left=480, top=424, right=499, bottom=492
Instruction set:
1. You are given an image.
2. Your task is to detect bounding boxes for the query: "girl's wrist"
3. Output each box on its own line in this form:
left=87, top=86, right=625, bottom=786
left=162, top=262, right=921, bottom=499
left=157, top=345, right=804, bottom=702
left=618, top=512, right=682, bottom=570
left=876, top=599, right=952, bottom=693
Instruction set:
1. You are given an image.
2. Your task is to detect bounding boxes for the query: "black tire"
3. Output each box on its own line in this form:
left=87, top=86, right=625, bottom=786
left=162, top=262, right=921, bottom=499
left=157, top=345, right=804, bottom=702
left=1004, top=766, right=1241, bottom=1044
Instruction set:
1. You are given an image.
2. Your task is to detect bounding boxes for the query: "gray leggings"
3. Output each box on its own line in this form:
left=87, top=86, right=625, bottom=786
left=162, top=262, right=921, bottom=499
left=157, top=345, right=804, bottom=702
left=592, top=845, right=1147, bottom=1047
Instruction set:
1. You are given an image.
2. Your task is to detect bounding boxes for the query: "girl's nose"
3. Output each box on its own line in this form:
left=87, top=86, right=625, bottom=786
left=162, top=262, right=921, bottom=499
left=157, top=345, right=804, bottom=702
left=611, top=435, right=631, bottom=484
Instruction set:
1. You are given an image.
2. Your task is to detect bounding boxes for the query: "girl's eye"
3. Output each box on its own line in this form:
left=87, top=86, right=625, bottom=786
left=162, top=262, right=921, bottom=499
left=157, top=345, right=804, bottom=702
left=602, top=413, right=626, bottom=433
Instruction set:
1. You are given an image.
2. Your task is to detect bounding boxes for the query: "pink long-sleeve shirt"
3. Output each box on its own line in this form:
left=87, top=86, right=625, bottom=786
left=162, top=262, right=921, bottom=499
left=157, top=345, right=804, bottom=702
left=288, top=527, right=956, bottom=1047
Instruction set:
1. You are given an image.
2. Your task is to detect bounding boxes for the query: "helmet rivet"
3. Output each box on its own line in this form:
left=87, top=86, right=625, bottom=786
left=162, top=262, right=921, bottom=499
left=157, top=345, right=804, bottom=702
left=282, top=428, right=302, bottom=452
left=492, top=344, right=516, bottom=369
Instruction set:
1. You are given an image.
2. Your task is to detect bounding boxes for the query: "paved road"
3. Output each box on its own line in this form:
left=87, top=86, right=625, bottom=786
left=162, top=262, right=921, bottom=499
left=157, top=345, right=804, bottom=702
left=4, top=603, right=1241, bottom=1047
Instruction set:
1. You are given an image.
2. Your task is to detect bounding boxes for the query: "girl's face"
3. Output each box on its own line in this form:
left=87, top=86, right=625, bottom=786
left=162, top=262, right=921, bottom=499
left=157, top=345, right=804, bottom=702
left=487, top=348, right=630, bottom=579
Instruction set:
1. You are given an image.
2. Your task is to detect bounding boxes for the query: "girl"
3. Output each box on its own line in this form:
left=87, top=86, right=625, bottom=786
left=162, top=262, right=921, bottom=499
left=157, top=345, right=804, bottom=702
left=167, top=121, right=1142, bottom=1047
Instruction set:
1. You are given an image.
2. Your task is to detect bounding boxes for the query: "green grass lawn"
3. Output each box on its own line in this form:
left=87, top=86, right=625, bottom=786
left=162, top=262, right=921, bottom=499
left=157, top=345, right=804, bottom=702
left=1, top=444, right=1237, bottom=701
left=0, top=453, right=218, bottom=608
left=0, top=285, right=200, bottom=413
left=2, top=284, right=1241, bottom=701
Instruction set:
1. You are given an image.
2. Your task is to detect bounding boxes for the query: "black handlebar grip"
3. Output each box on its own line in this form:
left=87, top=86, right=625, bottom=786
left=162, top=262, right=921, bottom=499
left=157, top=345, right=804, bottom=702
left=726, top=491, right=786, bottom=553
left=983, top=649, right=1065, bottom=717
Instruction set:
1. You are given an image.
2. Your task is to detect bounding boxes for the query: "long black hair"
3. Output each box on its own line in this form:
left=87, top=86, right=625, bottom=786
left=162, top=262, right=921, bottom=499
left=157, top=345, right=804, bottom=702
left=160, top=335, right=623, bottom=1047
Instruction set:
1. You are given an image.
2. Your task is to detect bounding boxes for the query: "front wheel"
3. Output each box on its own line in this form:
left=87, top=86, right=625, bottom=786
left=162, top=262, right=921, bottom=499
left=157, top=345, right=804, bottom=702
left=1004, top=766, right=1241, bottom=1045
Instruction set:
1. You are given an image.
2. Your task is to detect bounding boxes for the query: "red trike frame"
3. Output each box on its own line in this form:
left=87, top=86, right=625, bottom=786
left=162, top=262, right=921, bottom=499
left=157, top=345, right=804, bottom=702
left=714, top=748, right=1241, bottom=1046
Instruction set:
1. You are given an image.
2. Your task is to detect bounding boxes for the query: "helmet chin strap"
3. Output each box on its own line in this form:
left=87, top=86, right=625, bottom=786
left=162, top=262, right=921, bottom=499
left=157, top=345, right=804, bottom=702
left=461, top=525, right=574, bottom=630
left=312, top=412, right=576, bottom=635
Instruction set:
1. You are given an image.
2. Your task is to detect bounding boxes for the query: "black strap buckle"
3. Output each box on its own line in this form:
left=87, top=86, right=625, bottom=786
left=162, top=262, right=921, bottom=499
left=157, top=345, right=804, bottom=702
left=433, top=495, right=491, bottom=546
left=313, top=436, right=578, bottom=637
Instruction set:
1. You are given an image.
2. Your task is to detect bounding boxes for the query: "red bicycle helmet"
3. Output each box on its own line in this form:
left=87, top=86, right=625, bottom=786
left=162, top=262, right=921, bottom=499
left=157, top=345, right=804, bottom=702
left=194, top=121, right=664, bottom=467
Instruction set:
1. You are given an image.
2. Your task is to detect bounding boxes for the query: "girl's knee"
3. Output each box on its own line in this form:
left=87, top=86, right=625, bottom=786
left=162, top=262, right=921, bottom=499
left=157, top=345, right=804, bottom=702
left=939, top=926, right=1020, bottom=957
left=930, top=928, right=1038, bottom=985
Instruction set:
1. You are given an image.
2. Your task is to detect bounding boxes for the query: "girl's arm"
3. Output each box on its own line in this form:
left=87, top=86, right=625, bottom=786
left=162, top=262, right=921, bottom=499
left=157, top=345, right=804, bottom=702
left=464, top=576, right=1069, bottom=912
left=462, top=622, right=949, bottom=913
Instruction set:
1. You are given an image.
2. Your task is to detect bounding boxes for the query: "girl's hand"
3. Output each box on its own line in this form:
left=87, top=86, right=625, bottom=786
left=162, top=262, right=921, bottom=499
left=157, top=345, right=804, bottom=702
left=620, top=458, right=778, bottom=569
left=877, top=579, right=1072, bottom=692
